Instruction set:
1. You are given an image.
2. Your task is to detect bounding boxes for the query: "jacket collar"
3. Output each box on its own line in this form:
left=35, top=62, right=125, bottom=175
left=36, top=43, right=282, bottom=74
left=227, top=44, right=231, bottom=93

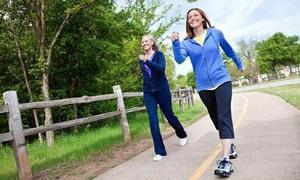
left=187, top=28, right=212, bottom=45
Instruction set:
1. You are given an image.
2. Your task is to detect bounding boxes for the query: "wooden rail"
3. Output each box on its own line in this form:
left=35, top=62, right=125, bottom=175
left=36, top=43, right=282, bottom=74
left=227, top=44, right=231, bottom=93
left=0, top=85, right=193, bottom=180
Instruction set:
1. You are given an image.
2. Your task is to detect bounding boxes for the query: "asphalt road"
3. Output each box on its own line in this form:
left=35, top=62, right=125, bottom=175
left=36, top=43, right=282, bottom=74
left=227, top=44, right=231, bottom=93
left=95, top=91, right=300, bottom=180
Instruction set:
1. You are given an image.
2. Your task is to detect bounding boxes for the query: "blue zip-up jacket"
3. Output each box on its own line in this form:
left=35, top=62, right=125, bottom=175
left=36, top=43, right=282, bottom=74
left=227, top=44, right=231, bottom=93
left=140, top=51, right=170, bottom=92
left=172, top=28, right=243, bottom=91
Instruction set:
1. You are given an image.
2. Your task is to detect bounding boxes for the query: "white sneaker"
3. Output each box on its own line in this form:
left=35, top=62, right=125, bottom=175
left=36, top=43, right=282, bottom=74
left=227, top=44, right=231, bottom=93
left=153, top=154, right=166, bottom=162
left=179, top=137, right=188, bottom=146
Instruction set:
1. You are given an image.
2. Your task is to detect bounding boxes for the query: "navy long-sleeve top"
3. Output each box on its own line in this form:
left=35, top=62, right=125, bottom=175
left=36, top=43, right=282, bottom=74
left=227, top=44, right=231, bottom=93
left=139, top=51, right=170, bottom=92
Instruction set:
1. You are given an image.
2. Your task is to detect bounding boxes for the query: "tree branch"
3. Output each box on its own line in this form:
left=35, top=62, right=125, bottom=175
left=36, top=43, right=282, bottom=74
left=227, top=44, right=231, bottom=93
left=46, top=13, right=70, bottom=68
left=46, top=0, right=95, bottom=68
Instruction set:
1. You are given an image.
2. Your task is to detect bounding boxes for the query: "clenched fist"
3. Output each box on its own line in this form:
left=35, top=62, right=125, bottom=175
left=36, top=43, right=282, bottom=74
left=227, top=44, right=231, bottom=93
left=139, top=55, right=146, bottom=61
left=170, top=32, right=179, bottom=41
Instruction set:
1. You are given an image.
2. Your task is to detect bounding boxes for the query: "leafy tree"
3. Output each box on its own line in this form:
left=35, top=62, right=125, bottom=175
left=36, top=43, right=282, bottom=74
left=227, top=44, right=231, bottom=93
left=238, top=39, right=259, bottom=83
left=221, top=53, right=241, bottom=81
left=0, top=0, right=182, bottom=140
left=256, top=32, right=300, bottom=78
left=2, top=0, right=45, bottom=142
left=161, top=45, right=176, bottom=89
left=176, top=74, right=187, bottom=88
left=1, top=0, right=109, bottom=145
left=226, top=61, right=240, bottom=81
left=111, top=0, right=182, bottom=92
left=186, top=71, right=195, bottom=89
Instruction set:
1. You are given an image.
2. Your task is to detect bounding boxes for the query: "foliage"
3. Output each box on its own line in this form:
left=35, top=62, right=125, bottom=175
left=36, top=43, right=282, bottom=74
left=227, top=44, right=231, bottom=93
left=221, top=52, right=241, bottom=81
left=0, top=0, right=182, bottom=135
left=256, top=32, right=300, bottom=75
left=186, top=71, right=195, bottom=89
left=176, top=74, right=187, bottom=88
left=162, top=46, right=177, bottom=89
left=237, top=39, right=259, bottom=82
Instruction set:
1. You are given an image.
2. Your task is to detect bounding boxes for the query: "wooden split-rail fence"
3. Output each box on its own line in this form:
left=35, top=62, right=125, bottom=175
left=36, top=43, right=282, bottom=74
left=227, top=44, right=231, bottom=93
left=0, top=85, right=194, bottom=180
left=172, top=87, right=195, bottom=112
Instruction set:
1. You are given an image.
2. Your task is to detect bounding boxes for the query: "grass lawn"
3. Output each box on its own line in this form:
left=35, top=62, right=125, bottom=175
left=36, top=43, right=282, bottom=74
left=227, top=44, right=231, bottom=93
left=258, top=84, right=300, bottom=109
left=0, top=100, right=206, bottom=179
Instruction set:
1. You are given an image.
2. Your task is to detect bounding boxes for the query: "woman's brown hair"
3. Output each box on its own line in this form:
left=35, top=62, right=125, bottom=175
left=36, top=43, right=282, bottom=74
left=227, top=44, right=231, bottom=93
left=186, top=8, right=213, bottom=39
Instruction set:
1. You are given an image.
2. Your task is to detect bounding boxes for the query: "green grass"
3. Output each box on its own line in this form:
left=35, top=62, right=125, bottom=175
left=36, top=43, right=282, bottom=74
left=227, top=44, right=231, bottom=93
left=0, top=126, right=124, bottom=179
left=172, top=101, right=207, bottom=125
left=0, top=101, right=206, bottom=179
left=258, top=84, right=300, bottom=109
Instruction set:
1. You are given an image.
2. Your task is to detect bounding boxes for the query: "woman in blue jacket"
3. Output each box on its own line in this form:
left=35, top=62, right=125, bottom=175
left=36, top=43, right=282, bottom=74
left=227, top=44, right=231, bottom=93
left=171, top=8, right=244, bottom=177
left=139, top=34, right=187, bottom=162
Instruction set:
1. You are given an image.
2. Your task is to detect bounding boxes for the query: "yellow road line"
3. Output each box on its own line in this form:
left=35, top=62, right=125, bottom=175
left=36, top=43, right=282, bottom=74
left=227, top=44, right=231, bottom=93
left=189, top=95, right=248, bottom=180
left=235, top=96, right=248, bottom=129
left=189, top=143, right=222, bottom=180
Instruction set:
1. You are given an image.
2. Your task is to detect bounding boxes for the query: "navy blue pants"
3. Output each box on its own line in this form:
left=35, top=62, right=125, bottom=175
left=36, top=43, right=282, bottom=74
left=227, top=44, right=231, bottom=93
left=198, top=82, right=234, bottom=139
left=144, top=90, right=187, bottom=156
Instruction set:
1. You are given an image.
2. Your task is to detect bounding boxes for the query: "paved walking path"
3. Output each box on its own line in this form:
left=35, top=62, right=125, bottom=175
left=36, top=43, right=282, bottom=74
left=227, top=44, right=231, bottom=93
left=95, top=92, right=300, bottom=180
left=233, top=77, right=300, bottom=93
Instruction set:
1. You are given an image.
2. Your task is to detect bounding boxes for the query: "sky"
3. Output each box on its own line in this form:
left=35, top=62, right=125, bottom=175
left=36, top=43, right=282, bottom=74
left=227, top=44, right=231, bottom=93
left=161, top=0, right=300, bottom=75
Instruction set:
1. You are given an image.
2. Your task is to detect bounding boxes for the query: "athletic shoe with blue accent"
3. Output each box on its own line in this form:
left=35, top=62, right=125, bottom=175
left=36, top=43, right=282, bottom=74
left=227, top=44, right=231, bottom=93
left=214, top=158, right=233, bottom=177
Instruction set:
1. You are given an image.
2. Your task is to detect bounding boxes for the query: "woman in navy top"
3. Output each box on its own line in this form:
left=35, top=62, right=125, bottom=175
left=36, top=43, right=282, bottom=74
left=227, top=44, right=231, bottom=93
left=139, top=34, right=187, bottom=161
left=171, top=8, right=244, bottom=177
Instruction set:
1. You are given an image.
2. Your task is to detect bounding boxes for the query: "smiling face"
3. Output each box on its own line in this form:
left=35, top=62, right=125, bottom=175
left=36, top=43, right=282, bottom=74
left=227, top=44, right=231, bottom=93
left=141, top=36, right=154, bottom=51
left=187, top=10, right=204, bottom=29
left=186, top=8, right=211, bottom=38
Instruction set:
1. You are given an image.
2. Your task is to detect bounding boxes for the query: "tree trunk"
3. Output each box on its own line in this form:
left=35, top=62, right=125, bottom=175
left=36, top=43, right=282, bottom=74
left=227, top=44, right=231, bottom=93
left=275, top=71, right=279, bottom=79
left=71, top=78, right=78, bottom=132
left=289, top=65, right=293, bottom=74
left=272, top=64, right=279, bottom=79
left=43, top=72, right=54, bottom=146
left=71, top=78, right=78, bottom=119
left=7, top=5, right=43, bottom=143
left=39, top=0, right=54, bottom=146
left=15, top=37, right=43, bottom=143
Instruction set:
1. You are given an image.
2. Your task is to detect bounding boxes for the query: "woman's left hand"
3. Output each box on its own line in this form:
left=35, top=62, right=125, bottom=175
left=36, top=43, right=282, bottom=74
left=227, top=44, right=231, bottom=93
left=239, top=66, right=245, bottom=72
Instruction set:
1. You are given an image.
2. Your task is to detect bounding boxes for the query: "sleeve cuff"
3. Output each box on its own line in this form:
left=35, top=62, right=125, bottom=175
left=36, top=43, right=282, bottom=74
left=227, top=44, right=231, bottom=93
left=172, top=40, right=181, bottom=48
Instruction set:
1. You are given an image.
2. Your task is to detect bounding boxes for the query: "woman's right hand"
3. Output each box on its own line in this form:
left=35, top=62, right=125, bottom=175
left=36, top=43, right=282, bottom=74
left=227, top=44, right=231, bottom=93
left=139, top=55, right=145, bottom=61
left=171, top=32, right=179, bottom=41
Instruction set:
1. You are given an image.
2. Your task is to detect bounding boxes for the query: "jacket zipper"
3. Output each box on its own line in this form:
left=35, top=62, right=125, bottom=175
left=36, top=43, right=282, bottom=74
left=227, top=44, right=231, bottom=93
left=202, top=49, right=214, bottom=87
left=151, top=77, right=154, bottom=92
left=196, top=33, right=214, bottom=88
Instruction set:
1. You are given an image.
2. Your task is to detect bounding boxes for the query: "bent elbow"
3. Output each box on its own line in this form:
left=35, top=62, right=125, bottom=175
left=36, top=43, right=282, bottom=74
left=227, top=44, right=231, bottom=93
left=175, top=56, right=185, bottom=64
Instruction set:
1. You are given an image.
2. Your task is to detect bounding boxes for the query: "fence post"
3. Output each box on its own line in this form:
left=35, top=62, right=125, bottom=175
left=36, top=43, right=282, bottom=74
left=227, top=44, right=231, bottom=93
left=189, top=87, right=194, bottom=106
left=4, top=91, right=32, bottom=180
left=113, top=85, right=131, bottom=142
left=186, top=88, right=191, bottom=108
left=177, top=88, right=183, bottom=112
